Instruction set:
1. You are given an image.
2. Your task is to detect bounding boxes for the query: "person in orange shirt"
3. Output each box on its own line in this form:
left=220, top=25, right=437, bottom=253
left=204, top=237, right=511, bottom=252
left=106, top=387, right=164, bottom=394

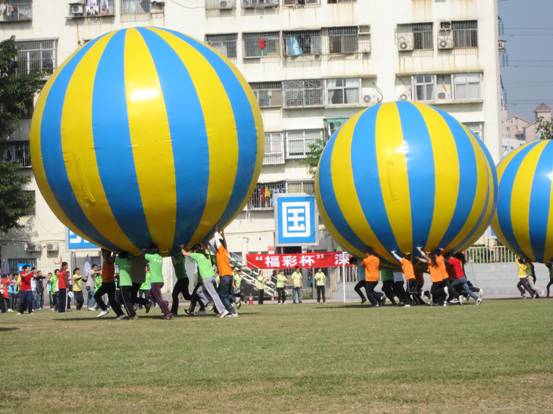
left=392, top=250, right=423, bottom=305
left=94, top=249, right=124, bottom=319
left=361, top=248, right=384, bottom=307
left=211, top=231, right=237, bottom=316
left=417, top=247, right=446, bottom=306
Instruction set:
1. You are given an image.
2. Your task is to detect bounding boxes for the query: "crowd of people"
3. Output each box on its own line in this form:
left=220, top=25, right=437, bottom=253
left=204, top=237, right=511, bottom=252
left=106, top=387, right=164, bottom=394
left=2, top=239, right=553, bottom=317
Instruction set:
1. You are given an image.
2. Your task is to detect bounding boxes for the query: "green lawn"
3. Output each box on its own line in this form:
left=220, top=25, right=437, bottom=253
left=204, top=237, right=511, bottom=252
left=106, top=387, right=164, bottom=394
left=1, top=299, right=552, bottom=413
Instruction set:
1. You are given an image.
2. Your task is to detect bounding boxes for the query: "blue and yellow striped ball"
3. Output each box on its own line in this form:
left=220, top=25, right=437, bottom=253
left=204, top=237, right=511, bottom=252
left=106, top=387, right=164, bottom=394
left=492, top=140, right=553, bottom=263
left=315, top=101, right=497, bottom=264
left=30, top=28, right=263, bottom=256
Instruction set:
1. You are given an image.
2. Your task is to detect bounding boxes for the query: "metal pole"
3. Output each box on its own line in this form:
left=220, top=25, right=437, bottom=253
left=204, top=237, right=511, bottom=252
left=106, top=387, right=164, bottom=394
left=342, top=263, right=346, bottom=303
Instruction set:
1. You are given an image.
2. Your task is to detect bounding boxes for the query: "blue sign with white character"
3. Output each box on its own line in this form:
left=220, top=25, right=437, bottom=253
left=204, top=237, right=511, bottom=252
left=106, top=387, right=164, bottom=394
left=67, top=229, right=97, bottom=250
left=275, top=194, right=318, bottom=246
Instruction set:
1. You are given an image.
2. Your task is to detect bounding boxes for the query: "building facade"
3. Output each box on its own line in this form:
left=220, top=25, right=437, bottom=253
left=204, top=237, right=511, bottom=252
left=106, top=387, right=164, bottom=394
left=0, top=0, right=502, bottom=274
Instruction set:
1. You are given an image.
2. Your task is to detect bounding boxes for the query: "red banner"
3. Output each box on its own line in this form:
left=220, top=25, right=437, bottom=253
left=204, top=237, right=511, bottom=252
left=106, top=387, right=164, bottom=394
left=246, top=252, right=353, bottom=269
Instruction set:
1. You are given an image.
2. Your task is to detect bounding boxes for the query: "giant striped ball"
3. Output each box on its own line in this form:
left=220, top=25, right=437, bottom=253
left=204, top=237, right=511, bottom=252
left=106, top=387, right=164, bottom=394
left=30, top=28, right=263, bottom=256
left=315, top=101, right=497, bottom=264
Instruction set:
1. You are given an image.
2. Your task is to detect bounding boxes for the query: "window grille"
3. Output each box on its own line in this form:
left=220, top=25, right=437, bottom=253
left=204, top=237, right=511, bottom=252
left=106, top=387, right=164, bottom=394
left=121, top=0, right=150, bottom=15
left=283, top=79, right=323, bottom=108
left=248, top=181, right=286, bottom=209
left=15, top=39, right=56, bottom=75
left=206, top=34, right=237, bottom=58
left=283, top=31, right=322, bottom=56
left=326, top=78, right=360, bottom=105
left=243, top=32, right=280, bottom=58
left=2, top=141, right=31, bottom=167
left=0, top=0, right=32, bottom=22
left=250, top=82, right=282, bottom=108
left=263, top=132, right=285, bottom=165
left=287, top=181, right=315, bottom=194
left=8, top=258, right=37, bottom=274
left=453, top=20, right=478, bottom=48
left=82, top=0, right=115, bottom=16
left=285, top=129, right=323, bottom=159
left=328, top=27, right=358, bottom=53
left=283, top=0, right=319, bottom=5
left=412, top=23, right=433, bottom=49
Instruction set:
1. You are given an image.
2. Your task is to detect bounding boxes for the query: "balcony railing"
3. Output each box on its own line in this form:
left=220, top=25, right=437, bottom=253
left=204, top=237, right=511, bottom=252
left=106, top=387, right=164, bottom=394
left=0, top=1, right=32, bottom=23
left=465, top=245, right=517, bottom=264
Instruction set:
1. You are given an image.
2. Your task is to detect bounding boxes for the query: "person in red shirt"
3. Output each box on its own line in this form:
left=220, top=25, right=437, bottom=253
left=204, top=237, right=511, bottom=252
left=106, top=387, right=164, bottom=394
left=0, top=274, right=10, bottom=313
left=447, top=253, right=481, bottom=305
left=17, top=265, right=34, bottom=315
left=57, top=262, right=70, bottom=313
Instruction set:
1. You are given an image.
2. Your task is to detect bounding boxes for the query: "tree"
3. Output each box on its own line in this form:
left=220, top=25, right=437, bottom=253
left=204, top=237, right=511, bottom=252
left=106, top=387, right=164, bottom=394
left=0, top=37, right=42, bottom=232
left=536, top=117, right=553, bottom=140
left=303, top=139, right=325, bottom=178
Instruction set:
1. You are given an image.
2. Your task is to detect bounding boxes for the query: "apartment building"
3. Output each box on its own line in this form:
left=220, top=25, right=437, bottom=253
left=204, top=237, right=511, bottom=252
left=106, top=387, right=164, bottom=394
left=0, top=0, right=502, bottom=273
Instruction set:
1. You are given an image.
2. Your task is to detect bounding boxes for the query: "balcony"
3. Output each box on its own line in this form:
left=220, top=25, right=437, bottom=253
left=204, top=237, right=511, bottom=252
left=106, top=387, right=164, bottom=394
left=0, top=0, right=32, bottom=23
left=67, top=0, right=115, bottom=19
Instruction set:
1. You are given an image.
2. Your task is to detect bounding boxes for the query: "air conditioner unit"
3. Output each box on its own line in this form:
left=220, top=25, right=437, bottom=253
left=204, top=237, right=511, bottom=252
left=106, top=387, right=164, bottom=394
left=69, top=2, right=85, bottom=17
left=219, top=0, right=234, bottom=9
left=397, top=32, right=414, bottom=52
left=25, top=243, right=41, bottom=253
left=47, top=243, right=59, bottom=253
left=437, top=92, right=450, bottom=100
left=438, top=33, right=454, bottom=50
left=359, top=41, right=371, bottom=54
left=399, top=91, right=410, bottom=101
left=150, top=0, right=165, bottom=12
left=363, top=94, right=372, bottom=103
left=358, top=25, right=371, bottom=35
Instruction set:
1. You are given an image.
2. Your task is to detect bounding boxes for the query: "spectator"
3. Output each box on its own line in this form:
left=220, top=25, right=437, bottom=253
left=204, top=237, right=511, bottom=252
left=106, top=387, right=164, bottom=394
left=276, top=270, right=287, bottom=304
left=314, top=268, right=326, bottom=304
left=8, top=274, right=17, bottom=311
left=291, top=267, right=303, bottom=304
left=34, top=270, right=45, bottom=310
left=57, top=262, right=70, bottom=312
left=72, top=268, right=84, bottom=311
left=1, top=274, right=10, bottom=312
left=17, top=265, right=34, bottom=315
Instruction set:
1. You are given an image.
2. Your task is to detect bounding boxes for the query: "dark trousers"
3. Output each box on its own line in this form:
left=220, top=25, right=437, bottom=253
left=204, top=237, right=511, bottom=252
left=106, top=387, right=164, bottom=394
left=94, top=282, right=123, bottom=316
left=51, top=292, right=58, bottom=310
left=431, top=281, right=446, bottom=305
left=9, top=293, right=16, bottom=310
left=547, top=280, right=553, bottom=297
left=57, top=289, right=67, bottom=312
left=188, top=282, right=206, bottom=313
left=74, top=291, right=84, bottom=310
left=381, top=280, right=396, bottom=304
left=354, top=280, right=367, bottom=301
left=408, top=280, right=424, bottom=305
left=276, top=287, right=286, bottom=303
left=150, top=282, right=170, bottom=316
left=365, top=281, right=383, bottom=306
left=218, top=276, right=235, bottom=312
left=171, top=277, right=191, bottom=315
left=258, top=289, right=264, bottom=304
left=0, top=297, right=7, bottom=313
left=18, top=291, right=33, bottom=313
left=316, top=285, right=326, bottom=303
left=120, top=286, right=136, bottom=318
left=393, top=281, right=410, bottom=304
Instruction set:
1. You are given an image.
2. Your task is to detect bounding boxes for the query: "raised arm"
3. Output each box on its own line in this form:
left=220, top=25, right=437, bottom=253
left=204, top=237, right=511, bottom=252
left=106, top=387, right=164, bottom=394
left=391, top=250, right=402, bottom=262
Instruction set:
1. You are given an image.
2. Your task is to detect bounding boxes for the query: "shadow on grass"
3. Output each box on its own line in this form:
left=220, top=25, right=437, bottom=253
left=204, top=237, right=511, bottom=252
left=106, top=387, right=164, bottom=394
left=0, top=327, right=18, bottom=332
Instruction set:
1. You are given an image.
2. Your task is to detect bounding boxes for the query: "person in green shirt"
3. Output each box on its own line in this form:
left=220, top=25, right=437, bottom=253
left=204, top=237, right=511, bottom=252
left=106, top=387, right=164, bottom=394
left=380, top=269, right=396, bottom=305
left=49, top=270, right=58, bottom=311
left=144, top=246, right=172, bottom=320
left=233, top=268, right=243, bottom=309
left=276, top=271, right=288, bottom=304
left=115, top=252, right=137, bottom=319
left=256, top=273, right=267, bottom=305
left=138, top=269, right=152, bottom=312
left=72, top=268, right=84, bottom=311
left=314, top=269, right=327, bottom=304
left=181, top=244, right=229, bottom=318
left=170, top=254, right=191, bottom=316
left=291, top=267, right=303, bottom=304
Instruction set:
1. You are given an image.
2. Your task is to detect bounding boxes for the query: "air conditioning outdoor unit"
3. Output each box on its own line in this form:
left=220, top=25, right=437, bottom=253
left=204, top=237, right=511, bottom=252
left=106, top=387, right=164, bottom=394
left=219, top=0, right=234, bottom=9
left=438, top=33, right=454, bottom=50
left=25, top=243, right=41, bottom=253
left=47, top=243, right=59, bottom=253
left=399, top=92, right=410, bottom=101
left=69, top=2, right=85, bottom=17
left=359, top=41, right=371, bottom=54
left=397, top=32, right=414, bottom=52
left=437, top=92, right=449, bottom=100
left=150, top=0, right=165, bottom=12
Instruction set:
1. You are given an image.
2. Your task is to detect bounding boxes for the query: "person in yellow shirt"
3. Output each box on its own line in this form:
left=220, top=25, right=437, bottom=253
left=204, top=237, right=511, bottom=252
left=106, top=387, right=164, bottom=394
left=276, top=271, right=288, bottom=304
left=314, top=269, right=326, bottom=304
left=516, top=257, right=539, bottom=298
left=291, top=267, right=303, bottom=304
left=72, top=268, right=84, bottom=311
left=256, top=273, right=266, bottom=305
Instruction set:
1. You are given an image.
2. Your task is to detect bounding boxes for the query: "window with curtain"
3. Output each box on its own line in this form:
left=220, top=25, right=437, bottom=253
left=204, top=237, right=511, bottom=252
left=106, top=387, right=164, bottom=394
left=326, top=78, right=360, bottom=105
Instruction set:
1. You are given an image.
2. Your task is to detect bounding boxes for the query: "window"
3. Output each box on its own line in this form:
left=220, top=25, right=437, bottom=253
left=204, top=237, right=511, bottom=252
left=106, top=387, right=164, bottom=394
left=328, top=27, right=358, bottom=54
left=0, top=0, right=32, bottom=22
left=263, top=132, right=285, bottom=165
left=285, top=129, right=323, bottom=159
left=453, top=73, right=481, bottom=100
left=243, top=32, right=280, bottom=58
left=412, top=23, right=433, bottom=50
left=328, top=0, right=355, bottom=3
left=8, top=258, right=37, bottom=274
left=242, top=0, right=279, bottom=7
left=206, top=34, right=237, bottom=59
left=82, top=0, right=115, bottom=16
left=413, top=74, right=434, bottom=101
left=249, top=181, right=286, bottom=209
left=436, top=74, right=452, bottom=100
left=283, top=0, right=319, bottom=5
left=283, top=79, right=323, bottom=108
left=327, top=78, right=360, bottom=105
left=2, top=141, right=31, bottom=167
left=464, top=122, right=483, bottom=140
left=324, top=118, right=347, bottom=137
left=16, top=40, right=56, bottom=75
left=121, top=0, right=149, bottom=15
left=453, top=20, right=478, bottom=48
left=287, top=181, right=315, bottom=194
left=250, top=82, right=282, bottom=108
left=283, top=31, right=321, bottom=56
left=22, top=190, right=35, bottom=216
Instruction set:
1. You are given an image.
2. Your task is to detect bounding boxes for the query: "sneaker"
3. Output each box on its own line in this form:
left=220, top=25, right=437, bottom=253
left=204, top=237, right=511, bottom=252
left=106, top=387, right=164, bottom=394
left=479, top=289, right=484, bottom=298
left=88, top=307, right=95, bottom=311
left=7, top=309, right=13, bottom=312
left=229, top=313, right=239, bottom=318
left=443, top=303, right=448, bottom=307
left=219, top=310, right=230, bottom=319
left=476, top=298, right=482, bottom=306
left=458, top=296, right=466, bottom=305
left=402, top=304, right=411, bottom=308
left=97, top=310, right=109, bottom=318
left=116, top=315, right=128, bottom=321
left=144, top=302, right=151, bottom=314
left=163, top=314, right=173, bottom=320
left=17, top=312, right=22, bottom=316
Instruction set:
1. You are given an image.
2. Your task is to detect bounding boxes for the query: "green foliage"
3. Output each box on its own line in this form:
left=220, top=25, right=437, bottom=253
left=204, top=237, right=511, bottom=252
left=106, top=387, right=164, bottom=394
left=0, top=162, right=31, bottom=232
left=536, top=117, right=553, bottom=140
left=303, top=139, right=325, bottom=178
left=0, top=37, right=41, bottom=140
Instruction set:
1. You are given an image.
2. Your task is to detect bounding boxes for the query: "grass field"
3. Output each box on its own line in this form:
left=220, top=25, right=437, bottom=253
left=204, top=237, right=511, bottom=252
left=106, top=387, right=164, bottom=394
left=1, top=299, right=552, bottom=413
